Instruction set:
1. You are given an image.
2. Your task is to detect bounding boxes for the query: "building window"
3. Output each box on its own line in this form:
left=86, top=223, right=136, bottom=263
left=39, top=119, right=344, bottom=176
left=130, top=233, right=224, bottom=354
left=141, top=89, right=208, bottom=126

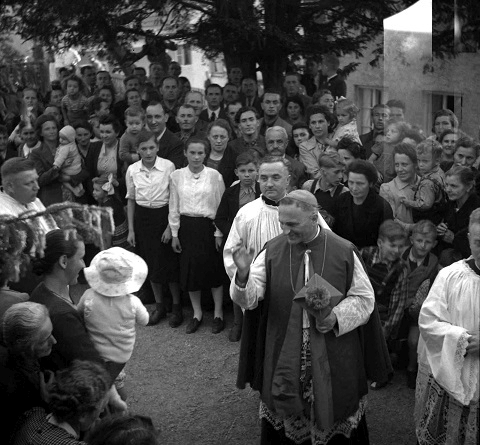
left=424, top=91, right=463, bottom=133
left=177, top=44, right=191, bottom=66
left=354, top=86, right=386, bottom=135
left=169, top=44, right=192, bottom=66
left=209, top=57, right=226, bottom=75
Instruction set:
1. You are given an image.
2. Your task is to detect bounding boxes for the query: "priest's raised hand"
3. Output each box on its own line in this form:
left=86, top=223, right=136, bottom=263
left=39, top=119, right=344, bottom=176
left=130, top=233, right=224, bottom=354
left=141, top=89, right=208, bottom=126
left=232, top=240, right=255, bottom=285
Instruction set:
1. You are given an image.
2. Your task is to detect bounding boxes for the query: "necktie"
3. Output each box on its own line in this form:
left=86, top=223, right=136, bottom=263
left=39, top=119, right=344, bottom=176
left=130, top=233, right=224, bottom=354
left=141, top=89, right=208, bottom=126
left=210, top=112, right=216, bottom=122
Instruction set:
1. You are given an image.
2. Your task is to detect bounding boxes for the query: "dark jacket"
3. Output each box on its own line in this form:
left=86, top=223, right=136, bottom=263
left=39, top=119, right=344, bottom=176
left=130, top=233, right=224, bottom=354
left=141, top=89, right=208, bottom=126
left=214, top=181, right=261, bottom=237
left=29, top=283, right=116, bottom=381
left=199, top=107, right=229, bottom=123
left=205, top=145, right=238, bottom=188
left=84, top=140, right=125, bottom=200
left=239, top=94, right=263, bottom=117
left=320, top=74, right=347, bottom=100
left=359, top=130, right=379, bottom=159
left=331, top=188, right=394, bottom=249
left=285, top=154, right=307, bottom=190
left=157, top=128, right=185, bottom=169
left=227, top=135, right=266, bottom=159
left=31, top=142, right=88, bottom=206
left=441, top=193, right=480, bottom=258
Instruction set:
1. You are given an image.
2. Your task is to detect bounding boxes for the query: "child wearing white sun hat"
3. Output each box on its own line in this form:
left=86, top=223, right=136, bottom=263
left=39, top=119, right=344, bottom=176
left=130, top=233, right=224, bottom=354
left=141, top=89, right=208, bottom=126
left=78, top=247, right=150, bottom=404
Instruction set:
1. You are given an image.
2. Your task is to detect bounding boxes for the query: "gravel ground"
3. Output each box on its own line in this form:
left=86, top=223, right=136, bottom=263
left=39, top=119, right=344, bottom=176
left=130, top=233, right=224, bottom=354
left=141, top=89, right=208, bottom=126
left=125, top=305, right=417, bottom=445
left=71, top=285, right=417, bottom=445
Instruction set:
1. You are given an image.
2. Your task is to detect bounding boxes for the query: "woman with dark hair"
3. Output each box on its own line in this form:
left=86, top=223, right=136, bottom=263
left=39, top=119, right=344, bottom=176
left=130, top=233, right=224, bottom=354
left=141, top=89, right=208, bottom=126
left=431, top=109, right=459, bottom=141
left=30, top=114, right=87, bottom=205
left=438, top=128, right=458, bottom=168
left=86, top=413, right=159, bottom=445
left=0, top=302, right=56, bottom=442
left=331, top=160, right=393, bottom=248
left=436, top=166, right=480, bottom=266
left=337, top=136, right=366, bottom=165
left=287, top=121, right=310, bottom=159
left=97, top=85, right=116, bottom=112
left=11, top=360, right=111, bottom=444
left=311, top=88, right=335, bottom=113
left=170, top=138, right=226, bottom=334
left=45, top=84, right=64, bottom=108
left=284, top=95, right=305, bottom=126
left=84, top=114, right=125, bottom=201
left=299, top=104, right=336, bottom=179
left=28, top=230, right=117, bottom=383
left=205, top=118, right=237, bottom=187
left=73, top=120, right=95, bottom=204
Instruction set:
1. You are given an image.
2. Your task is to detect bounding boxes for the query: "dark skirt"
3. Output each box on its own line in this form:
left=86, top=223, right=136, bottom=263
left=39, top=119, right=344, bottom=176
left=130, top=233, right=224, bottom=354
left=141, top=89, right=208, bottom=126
left=134, top=204, right=179, bottom=284
left=178, top=215, right=224, bottom=291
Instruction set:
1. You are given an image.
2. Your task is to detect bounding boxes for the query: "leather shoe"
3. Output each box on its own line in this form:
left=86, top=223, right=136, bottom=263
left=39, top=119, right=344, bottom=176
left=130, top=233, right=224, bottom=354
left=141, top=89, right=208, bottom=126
left=211, top=317, right=225, bottom=334
left=228, top=323, right=242, bottom=342
left=147, top=307, right=167, bottom=326
left=186, top=317, right=202, bottom=334
left=169, top=309, right=184, bottom=328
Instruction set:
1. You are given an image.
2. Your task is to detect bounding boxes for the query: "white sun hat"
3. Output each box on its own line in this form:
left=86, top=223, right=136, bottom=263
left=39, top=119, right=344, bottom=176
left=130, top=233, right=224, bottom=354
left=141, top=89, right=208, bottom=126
left=84, top=247, right=148, bottom=297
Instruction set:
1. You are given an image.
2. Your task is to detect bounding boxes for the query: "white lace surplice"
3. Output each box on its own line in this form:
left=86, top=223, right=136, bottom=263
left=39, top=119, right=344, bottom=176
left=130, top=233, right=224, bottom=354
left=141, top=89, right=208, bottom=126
left=418, top=259, right=479, bottom=406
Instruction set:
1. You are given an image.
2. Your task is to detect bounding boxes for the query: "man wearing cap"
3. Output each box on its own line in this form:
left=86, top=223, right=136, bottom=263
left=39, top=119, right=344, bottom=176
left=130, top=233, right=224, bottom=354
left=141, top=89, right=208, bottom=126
left=223, top=157, right=329, bottom=342
left=230, top=189, right=375, bottom=443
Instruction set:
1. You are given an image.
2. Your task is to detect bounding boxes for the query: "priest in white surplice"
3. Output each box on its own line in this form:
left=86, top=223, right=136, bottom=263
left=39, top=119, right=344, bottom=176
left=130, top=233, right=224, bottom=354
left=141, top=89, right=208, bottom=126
left=223, top=156, right=330, bottom=341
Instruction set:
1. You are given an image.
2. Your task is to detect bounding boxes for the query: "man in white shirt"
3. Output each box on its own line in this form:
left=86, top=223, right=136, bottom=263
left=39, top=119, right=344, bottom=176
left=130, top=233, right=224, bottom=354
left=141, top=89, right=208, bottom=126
left=0, top=157, right=46, bottom=222
left=0, top=157, right=53, bottom=292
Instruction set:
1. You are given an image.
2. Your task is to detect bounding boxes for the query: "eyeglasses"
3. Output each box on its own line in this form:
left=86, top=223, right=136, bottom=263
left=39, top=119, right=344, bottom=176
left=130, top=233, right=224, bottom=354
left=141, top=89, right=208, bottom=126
left=210, top=135, right=228, bottom=141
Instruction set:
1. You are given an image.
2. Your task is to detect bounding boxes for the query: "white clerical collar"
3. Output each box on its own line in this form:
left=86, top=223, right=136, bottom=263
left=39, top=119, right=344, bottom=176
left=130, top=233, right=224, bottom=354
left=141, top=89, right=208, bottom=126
left=305, top=226, right=321, bottom=244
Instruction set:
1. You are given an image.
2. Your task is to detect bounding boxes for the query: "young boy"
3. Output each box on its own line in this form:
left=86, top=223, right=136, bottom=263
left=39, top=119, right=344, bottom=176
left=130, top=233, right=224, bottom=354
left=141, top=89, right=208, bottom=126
left=119, top=107, right=149, bottom=169
left=400, top=140, right=446, bottom=225
left=400, top=220, right=439, bottom=388
left=360, top=220, right=409, bottom=388
left=215, top=152, right=260, bottom=242
left=214, top=152, right=261, bottom=342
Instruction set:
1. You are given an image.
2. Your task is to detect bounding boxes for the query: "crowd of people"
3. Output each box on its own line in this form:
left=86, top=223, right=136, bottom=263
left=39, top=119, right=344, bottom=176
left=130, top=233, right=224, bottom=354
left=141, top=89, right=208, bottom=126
left=0, top=54, right=479, bottom=444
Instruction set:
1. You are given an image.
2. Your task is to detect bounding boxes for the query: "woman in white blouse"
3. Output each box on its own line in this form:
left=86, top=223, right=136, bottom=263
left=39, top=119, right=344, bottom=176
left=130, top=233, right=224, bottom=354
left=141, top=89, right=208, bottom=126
left=169, top=138, right=226, bottom=334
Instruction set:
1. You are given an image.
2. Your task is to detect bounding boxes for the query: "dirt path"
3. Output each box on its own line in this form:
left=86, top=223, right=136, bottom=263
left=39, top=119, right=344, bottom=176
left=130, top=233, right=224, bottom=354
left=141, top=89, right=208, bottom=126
left=123, top=304, right=417, bottom=445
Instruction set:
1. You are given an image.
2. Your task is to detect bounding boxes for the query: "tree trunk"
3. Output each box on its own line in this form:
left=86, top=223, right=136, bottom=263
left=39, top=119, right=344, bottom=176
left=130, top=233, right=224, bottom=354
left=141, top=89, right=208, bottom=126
left=214, top=0, right=258, bottom=78
left=259, top=0, right=302, bottom=89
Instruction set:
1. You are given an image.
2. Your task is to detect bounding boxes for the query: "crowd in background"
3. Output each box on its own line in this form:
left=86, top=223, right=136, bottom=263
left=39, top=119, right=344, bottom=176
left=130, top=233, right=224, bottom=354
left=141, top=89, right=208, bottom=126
left=0, top=54, right=479, bottom=444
